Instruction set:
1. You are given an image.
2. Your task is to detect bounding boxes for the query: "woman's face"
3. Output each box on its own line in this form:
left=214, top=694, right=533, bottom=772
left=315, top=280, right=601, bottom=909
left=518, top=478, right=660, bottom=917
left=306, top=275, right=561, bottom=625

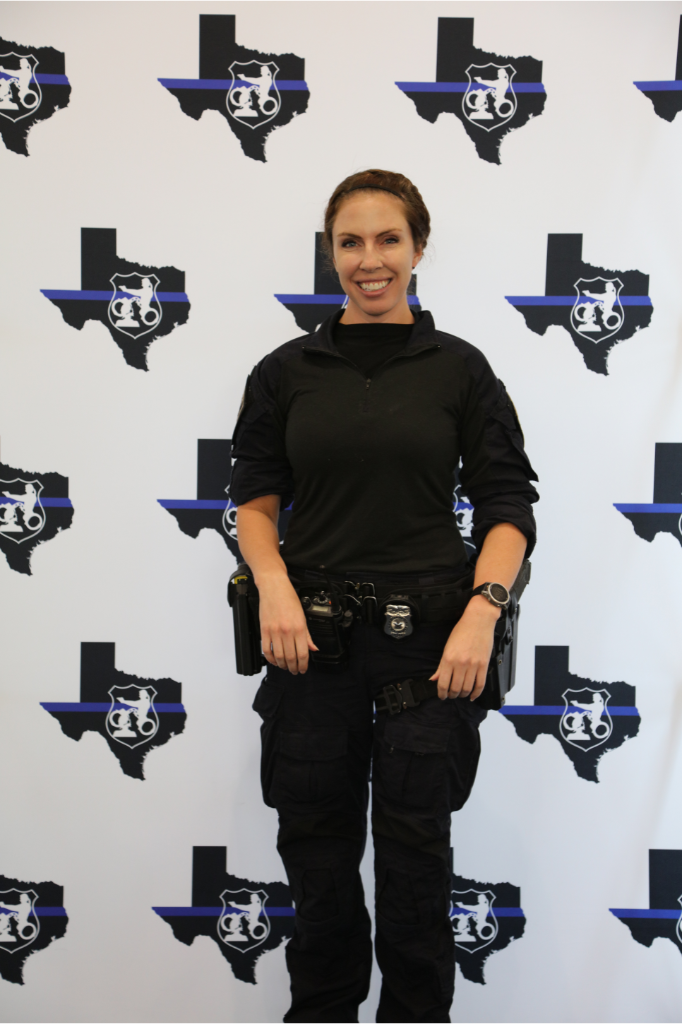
left=332, top=191, right=422, bottom=323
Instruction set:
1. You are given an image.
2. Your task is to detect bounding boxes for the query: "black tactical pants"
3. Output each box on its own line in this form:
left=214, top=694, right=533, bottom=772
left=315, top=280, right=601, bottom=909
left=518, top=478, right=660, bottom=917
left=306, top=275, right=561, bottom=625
left=253, top=617, right=486, bottom=1024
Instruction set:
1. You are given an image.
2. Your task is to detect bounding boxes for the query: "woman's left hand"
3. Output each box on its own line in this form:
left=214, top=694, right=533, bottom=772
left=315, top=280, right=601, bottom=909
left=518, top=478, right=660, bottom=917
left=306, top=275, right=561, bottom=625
left=430, top=597, right=500, bottom=701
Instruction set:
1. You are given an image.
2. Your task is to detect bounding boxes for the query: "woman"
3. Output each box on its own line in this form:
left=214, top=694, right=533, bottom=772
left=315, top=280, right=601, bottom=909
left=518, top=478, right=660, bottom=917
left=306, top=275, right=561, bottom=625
left=231, top=169, right=538, bottom=1023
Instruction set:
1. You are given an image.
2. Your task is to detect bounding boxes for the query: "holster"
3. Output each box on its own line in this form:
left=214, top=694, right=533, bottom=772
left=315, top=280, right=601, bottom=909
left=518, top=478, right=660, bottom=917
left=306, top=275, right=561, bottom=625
left=227, top=564, right=264, bottom=676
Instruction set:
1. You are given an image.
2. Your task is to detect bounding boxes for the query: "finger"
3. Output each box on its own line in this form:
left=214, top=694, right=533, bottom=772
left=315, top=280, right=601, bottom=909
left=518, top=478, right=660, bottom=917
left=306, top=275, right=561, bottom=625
left=434, top=666, right=452, bottom=701
left=447, top=664, right=467, bottom=699
left=270, top=638, right=289, bottom=672
left=294, top=632, right=310, bottom=674
left=261, top=634, right=276, bottom=667
left=281, top=632, right=300, bottom=675
left=470, top=664, right=488, bottom=701
left=458, top=664, right=479, bottom=699
left=307, top=630, right=319, bottom=652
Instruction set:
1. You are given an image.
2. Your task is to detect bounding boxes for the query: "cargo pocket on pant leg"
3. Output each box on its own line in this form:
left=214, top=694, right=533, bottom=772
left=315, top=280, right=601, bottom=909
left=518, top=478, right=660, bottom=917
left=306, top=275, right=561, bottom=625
left=252, top=676, right=284, bottom=809
left=377, top=715, right=450, bottom=814
left=271, top=729, right=349, bottom=813
left=446, top=700, right=485, bottom=812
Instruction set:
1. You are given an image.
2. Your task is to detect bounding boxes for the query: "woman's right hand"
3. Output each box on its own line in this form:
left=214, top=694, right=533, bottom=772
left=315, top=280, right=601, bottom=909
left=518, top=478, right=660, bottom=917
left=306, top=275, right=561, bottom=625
left=257, top=572, right=319, bottom=675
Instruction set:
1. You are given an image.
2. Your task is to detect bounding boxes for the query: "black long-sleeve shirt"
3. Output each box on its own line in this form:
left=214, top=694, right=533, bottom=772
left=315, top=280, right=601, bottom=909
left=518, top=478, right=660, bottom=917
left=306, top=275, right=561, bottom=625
left=230, top=310, right=539, bottom=575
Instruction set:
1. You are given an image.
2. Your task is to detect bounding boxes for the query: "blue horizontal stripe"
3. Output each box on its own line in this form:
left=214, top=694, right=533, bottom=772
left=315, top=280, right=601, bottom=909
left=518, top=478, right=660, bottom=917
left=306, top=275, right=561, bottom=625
left=159, top=78, right=307, bottom=91
left=35, top=907, right=67, bottom=916
left=506, top=295, right=652, bottom=306
left=634, top=80, right=682, bottom=91
left=158, top=499, right=228, bottom=510
left=35, top=74, right=69, bottom=85
left=455, top=502, right=473, bottom=510
left=396, top=81, right=545, bottom=94
left=0, top=497, right=72, bottom=508
left=275, top=294, right=421, bottom=306
left=615, top=503, right=682, bottom=513
left=41, top=289, right=189, bottom=302
left=500, top=705, right=639, bottom=716
left=153, top=906, right=294, bottom=917
left=610, top=908, right=680, bottom=919
left=41, top=702, right=185, bottom=713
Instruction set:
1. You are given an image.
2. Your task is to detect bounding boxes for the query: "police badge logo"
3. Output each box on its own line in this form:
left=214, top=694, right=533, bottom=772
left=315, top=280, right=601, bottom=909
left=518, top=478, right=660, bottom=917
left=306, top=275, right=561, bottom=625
left=227, top=61, right=281, bottom=128
left=0, top=479, right=46, bottom=544
left=222, top=499, right=238, bottom=543
left=218, top=889, right=271, bottom=952
left=463, top=64, right=517, bottom=131
left=0, top=53, right=41, bottom=122
left=0, top=890, right=40, bottom=953
left=560, top=687, right=613, bottom=751
left=451, top=889, right=499, bottom=953
left=106, top=685, right=159, bottom=749
left=108, top=273, right=162, bottom=340
left=571, top=278, right=624, bottom=342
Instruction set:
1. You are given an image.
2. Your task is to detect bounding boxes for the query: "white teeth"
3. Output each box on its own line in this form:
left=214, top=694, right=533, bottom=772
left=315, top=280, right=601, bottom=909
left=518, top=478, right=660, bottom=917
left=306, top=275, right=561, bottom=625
left=359, top=280, right=389, bottom=292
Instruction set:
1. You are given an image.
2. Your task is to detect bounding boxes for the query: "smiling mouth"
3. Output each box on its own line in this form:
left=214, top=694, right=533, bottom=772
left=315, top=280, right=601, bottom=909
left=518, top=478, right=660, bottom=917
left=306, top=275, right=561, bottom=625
left=358, top=279, right=390, bottom=293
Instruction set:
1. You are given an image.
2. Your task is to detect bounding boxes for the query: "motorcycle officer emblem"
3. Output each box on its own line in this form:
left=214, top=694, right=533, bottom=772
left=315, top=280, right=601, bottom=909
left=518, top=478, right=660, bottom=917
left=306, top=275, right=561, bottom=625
left=108, top=273, right=162, bottom=340
left=0, top=479, right=45, bottom=544
left=451, top=889, right=498, bottom=953
left=106, top=685, right=159, bottom=749
left=226, top=61, right=281, bottom=129
left=570, top=278, right=624, bottom=342
left=463, top=64, right=517, bottom=131
left=0, top=889, right=40, bottom=953
left=560, top=688, right=613, bottom=751
left=0, top=53, right=41, bottom=122
left=218, top=888, right=271, bottom=952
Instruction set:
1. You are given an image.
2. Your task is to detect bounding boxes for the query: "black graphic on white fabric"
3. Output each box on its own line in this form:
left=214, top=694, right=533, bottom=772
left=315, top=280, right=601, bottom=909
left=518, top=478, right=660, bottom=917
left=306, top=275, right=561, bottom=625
left=634, top=16, right=682, bottom=122
left=153, top=846, right=294, bottom=984
left=453, top=467, right=475, bottom=561
left=611, top=850, right=682, bottom=954
left=275, top=233, right=421, bottom=335
left=0, top=460, right=73, bottom=575
left=615, top=444, right=682, bottom=551
left=0, top=873, right=67, bottom=985
left=451, top=853, right=525, bottom=984
left=0, top=37, right=70, bottom=156
left=396, top=18, right=545, bottom=164
left=41, top=643, right=186, bottom=780
left=506, top=234, right=653, bottom=375
left=41, top=228, right=190, bottom=371
left=500, top=647, right=640, bottom=783
left=159, top=15, right=309, bottom=163
left=159, top=439, right=291, bottom=558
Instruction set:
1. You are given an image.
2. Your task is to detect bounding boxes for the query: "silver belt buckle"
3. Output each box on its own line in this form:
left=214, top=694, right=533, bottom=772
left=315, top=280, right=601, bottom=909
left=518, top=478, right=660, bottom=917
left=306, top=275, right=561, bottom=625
left=384, top=603, right=413, bottom=639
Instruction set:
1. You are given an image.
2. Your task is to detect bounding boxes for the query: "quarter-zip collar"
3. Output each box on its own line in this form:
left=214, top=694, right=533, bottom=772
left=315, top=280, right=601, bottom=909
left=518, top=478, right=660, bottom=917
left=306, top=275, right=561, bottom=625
left=302, top=309, right=440, bottom=360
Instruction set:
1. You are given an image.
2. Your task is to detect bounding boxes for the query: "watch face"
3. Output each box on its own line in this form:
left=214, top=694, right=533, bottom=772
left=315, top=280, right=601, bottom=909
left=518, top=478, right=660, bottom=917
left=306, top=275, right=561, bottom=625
left=489, top=583, right=509, bottom=604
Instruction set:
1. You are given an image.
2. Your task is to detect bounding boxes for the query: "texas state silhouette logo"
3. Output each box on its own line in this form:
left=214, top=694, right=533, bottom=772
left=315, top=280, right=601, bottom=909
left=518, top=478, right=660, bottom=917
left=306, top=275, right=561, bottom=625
left=275, top=232, right=421, bottom=334
left=506, top=234, right=653, bottom=374
left=153, top=846, right=294, bottom=984
left=634, top=15, right=682, bottom=122
left=41, top=228, right=190, bottom=370
left=0, top=873, right=67, bottom=985
left=611, top=850, right=682, bottom=957
left=616, top=444, right=682, bottom=552
left=0, top=36, right=70, bottom=156
left=0, top=458, right=73, bottom=575
left=396, top=18, right=546, bottom=164
left=500, top=647, right=640, bottom=782
left=160, top=14, right=309, bottom=162
left=450, top=850, right=525, bottom=984
left=41, top=643, right=186, bottom=780
left=159, top=439, right=292, bottom=557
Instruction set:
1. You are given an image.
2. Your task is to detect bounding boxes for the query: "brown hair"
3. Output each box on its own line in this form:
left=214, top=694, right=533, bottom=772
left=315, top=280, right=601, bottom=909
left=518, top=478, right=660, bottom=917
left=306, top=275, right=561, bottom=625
left=322, top=169, right=431, bottom=256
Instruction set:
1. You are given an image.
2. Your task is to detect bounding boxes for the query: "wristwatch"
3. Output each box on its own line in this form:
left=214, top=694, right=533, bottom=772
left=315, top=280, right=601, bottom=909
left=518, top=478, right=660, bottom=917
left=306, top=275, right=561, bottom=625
left=471, top=582, right=510, bottom=609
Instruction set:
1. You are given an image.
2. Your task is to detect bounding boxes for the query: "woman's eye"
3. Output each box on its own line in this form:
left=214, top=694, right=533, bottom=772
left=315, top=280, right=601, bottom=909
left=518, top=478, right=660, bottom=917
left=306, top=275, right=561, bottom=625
left=341, top=240, right=357, bottom=249
left=384, top=237, right=399, bottom=245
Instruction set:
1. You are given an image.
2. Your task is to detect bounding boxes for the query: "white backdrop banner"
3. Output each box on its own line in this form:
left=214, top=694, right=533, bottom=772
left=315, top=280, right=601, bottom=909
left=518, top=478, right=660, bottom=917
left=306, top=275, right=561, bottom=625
left=2, top=2, right=682, bottom=1021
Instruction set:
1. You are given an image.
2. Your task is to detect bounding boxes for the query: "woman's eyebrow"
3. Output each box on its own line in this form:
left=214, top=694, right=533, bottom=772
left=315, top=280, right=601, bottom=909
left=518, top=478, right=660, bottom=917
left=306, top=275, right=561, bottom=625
left=337, top=228, right=403, bottom=240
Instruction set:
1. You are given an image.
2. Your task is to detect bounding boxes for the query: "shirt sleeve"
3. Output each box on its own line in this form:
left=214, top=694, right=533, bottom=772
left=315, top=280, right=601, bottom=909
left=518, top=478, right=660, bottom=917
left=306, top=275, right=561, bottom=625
left=458, top=355, right=539, bottom=556
left=229, top=357, right=295, bottom=508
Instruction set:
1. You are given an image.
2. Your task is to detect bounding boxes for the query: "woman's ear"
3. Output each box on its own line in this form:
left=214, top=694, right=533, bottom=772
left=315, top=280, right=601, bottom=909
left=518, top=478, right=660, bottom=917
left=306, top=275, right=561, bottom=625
left=412, top=248, right=423, bottom=268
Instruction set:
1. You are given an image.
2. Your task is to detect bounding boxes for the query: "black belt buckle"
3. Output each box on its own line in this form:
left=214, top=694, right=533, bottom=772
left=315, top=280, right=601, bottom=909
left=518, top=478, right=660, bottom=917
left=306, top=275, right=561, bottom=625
left=376, top=679, right=419, bottom=715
